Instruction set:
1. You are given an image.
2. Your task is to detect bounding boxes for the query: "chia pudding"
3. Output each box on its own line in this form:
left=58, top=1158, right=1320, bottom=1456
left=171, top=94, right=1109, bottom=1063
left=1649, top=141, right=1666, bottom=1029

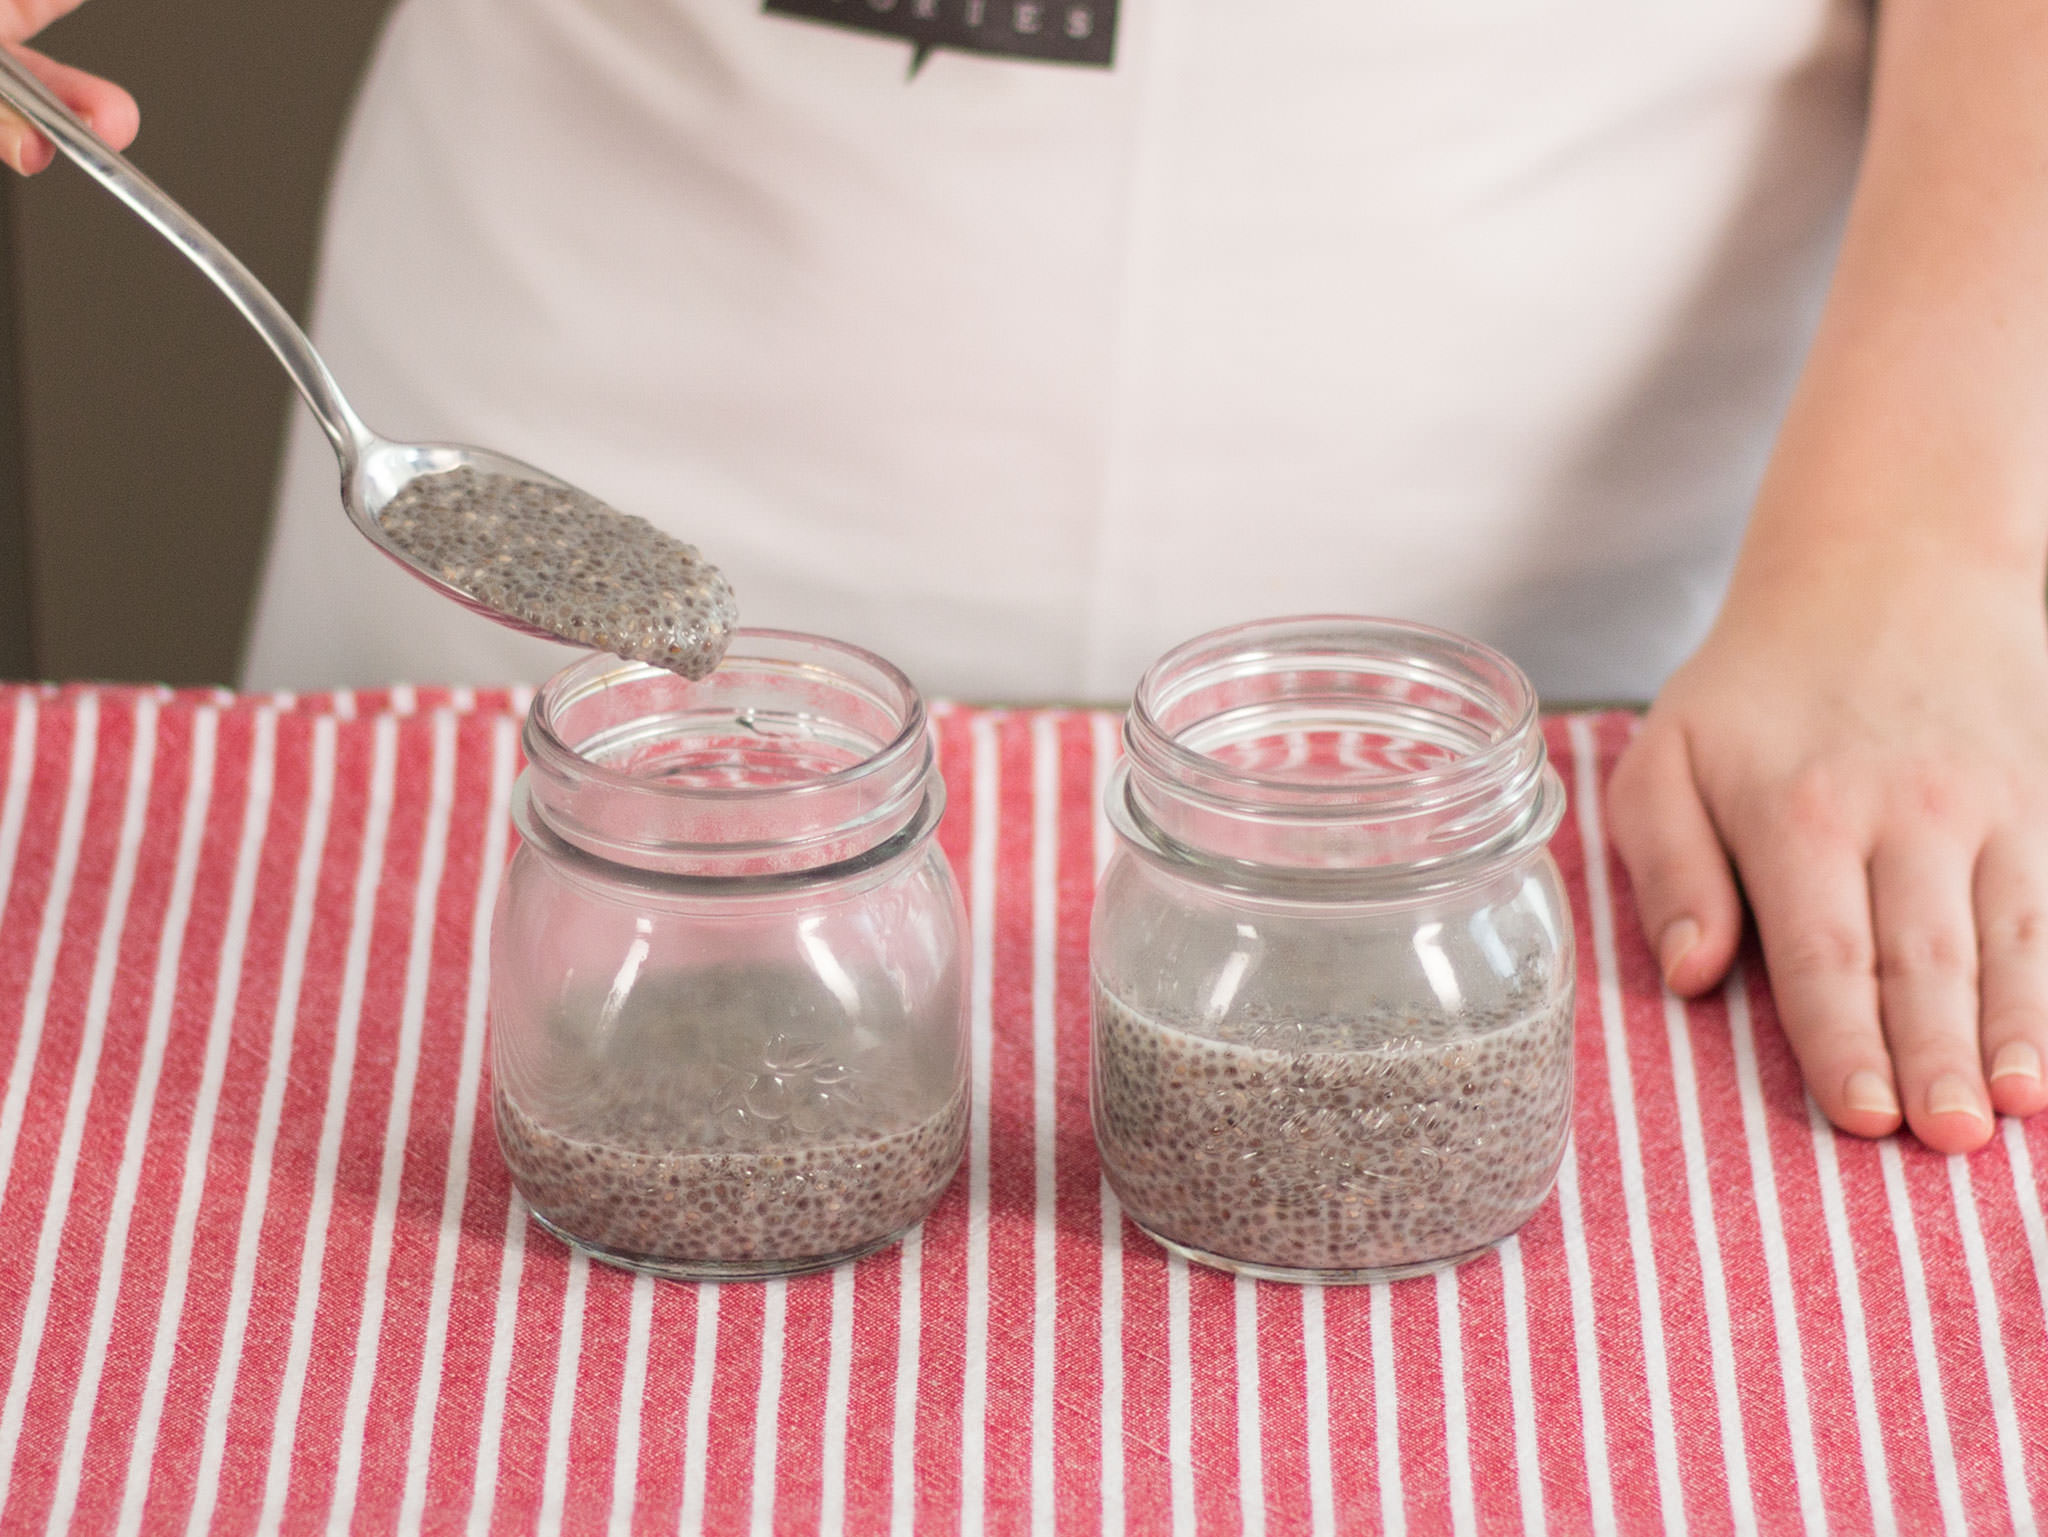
left=379, top=465, right=736, bottom=678
left=495, top=965, right=967, bottom=1275
left=1092, top=976, right=1573, bottom=1279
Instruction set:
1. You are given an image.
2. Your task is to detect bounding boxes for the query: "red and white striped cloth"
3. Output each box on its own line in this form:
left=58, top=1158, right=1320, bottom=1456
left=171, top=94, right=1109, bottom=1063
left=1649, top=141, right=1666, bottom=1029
left=0, top=684, right=2043, bottom=1535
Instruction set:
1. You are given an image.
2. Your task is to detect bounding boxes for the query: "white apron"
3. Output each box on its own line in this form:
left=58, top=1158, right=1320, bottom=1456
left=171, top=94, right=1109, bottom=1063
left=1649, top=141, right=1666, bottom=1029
left=242, top=0, right=1871, bottom=701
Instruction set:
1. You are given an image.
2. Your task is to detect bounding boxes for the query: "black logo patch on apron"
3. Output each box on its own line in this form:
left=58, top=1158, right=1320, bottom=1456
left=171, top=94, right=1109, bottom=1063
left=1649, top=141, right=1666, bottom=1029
left=765, top=0, right=1118, bottom=74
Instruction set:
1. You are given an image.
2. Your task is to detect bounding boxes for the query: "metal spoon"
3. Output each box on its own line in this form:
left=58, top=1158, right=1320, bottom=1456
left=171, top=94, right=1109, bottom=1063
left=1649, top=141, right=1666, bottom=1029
left=0, top=49, right=735, bottom=677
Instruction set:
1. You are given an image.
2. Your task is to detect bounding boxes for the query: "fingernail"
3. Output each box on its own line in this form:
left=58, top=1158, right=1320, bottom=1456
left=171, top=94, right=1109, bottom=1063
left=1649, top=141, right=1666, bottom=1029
left=1657, top=917, right=1700, bottom=986
left=1926, top=1073, right=1987, bottom=1124
left=1989, top=1041, right=2041, bottom=1086
left=1843, top=1069, right=1900, bottom=1118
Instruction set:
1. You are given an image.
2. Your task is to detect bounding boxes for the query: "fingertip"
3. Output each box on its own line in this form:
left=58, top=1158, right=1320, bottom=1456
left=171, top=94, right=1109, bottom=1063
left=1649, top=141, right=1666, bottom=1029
left=1659, top=912, right=1742, bottom=996
left=1831, top=1110, right=1907, bottom=1141
left=1610, top=724, right=1745, bottom=996
left=1912, top=1111, right=1996, bottom=1155
left=0, top=128, right=49, bottom=176
left=1826, top=1066, right=1905, bottom=1140
left=1658, top=916, right=1701, bottom=986
left=84, top=88, right=140, bottom=152
left=1990, top=1082, right=2048, bottom=1121
left=1904, top=1072, right=1995, bottom=1154
left=1988, top=1041, right=2048, bottom=1119
left=8, top=45, right=140, bottom=155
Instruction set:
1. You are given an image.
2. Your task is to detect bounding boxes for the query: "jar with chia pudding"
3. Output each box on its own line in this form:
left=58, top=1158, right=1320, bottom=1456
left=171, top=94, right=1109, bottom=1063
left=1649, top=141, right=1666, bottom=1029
left=491, top=635, right=969, bottom=1280
left=1091, top=617, right=1574, bottom=1284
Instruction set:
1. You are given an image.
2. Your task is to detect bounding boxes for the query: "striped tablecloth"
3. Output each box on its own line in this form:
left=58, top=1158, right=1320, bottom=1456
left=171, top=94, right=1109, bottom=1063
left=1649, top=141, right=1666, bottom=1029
left=0, top=684, right=2043, bottom=1535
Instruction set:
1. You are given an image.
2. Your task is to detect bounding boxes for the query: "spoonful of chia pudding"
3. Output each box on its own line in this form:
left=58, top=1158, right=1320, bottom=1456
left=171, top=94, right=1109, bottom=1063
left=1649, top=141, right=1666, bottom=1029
left=0, top=52, right=735, bottom=678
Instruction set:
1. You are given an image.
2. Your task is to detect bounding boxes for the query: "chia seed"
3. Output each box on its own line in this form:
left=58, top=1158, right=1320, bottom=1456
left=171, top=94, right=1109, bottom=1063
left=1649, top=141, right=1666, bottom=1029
left=497, top=1086, right=967, bottom=1273
left=379, top=465, right=737, bottom=678
left=1091, top=977, right=1573, bottom=1278
left=494, top=964, right=968, bottom=1275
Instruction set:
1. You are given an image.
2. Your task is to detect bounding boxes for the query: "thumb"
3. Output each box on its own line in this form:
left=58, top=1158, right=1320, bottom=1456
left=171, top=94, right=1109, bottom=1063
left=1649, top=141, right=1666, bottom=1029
left=1606, top=720, right=1745, bottom=996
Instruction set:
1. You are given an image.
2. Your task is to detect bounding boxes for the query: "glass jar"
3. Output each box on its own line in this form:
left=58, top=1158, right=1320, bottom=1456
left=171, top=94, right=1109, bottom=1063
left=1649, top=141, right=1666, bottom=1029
left=1091, top=617, right=1574, bottom=1284
left=491, top=635, right=969, bottom=1280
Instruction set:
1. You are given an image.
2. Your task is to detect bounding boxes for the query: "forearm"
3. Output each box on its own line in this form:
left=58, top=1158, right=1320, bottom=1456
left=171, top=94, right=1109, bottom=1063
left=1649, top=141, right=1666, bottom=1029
left=1731, top=0, right=2048, bottom=599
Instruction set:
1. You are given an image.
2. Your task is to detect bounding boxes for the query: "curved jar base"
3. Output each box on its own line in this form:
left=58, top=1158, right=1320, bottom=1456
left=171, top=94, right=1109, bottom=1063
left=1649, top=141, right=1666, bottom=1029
left=493, top=1082, right=969, bottom=1284
left=526, top=1206, right=917, bottom=1282
left=1130, top=1219, right=1510, bottom=1287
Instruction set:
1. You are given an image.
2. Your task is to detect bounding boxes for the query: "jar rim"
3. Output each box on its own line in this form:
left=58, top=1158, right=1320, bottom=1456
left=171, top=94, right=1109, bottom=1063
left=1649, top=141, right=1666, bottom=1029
left=1116, top=615, right=1561, bottom=884
left=526, top=631, right=927, bottom=805
left=1126, top=614, right=1539, bottom=806
left=520, top=631, right=937, bottom=878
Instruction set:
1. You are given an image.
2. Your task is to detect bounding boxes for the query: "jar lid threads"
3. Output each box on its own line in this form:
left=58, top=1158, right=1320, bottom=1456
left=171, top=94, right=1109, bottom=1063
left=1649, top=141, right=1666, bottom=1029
left=1112, top=615, right=1566, bottom=893
left=520, top=632, right=938, bottom=881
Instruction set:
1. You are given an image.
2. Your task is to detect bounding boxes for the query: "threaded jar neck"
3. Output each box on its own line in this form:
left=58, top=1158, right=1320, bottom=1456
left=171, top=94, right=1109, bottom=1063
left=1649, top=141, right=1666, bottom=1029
left=519, top=633, right=938, bottom=882
left=1112, top=616, right=1563, bottom=892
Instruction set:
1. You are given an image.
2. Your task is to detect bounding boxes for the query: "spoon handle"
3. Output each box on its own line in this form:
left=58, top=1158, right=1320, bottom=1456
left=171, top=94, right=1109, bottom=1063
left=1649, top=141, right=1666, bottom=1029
left=0, top=47, right=372, bottom=467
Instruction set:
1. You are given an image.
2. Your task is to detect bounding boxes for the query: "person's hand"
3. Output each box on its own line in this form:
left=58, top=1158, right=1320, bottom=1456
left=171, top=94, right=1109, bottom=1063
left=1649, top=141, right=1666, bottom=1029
left=1608, top=552, right=2048, bottom=1153
left=1607, top=0, right=2048, bottom=1153
left=0, top=4, right=137, bottom=175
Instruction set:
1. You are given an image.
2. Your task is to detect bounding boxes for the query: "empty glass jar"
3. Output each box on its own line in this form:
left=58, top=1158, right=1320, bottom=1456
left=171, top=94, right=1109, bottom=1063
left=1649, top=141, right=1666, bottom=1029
left=491, top=634, right=969, bottom=1280
left=1091, top=616, right=1575, bottom=1284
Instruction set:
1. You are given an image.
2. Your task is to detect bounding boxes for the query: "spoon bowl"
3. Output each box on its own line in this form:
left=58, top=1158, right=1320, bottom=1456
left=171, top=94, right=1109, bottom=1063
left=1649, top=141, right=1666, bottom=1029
left=0, top=50, right=735, bottom=676
left=351, top=439, right=582, bottom=642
